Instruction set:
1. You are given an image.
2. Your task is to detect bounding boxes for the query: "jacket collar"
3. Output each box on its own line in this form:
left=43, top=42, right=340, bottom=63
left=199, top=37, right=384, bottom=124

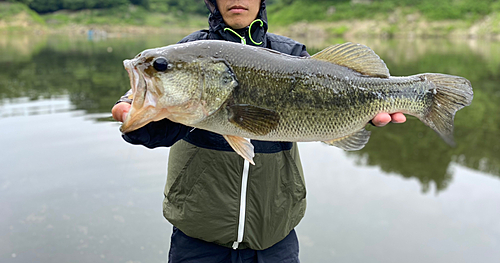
left=203, top=0, right=268, bottom=46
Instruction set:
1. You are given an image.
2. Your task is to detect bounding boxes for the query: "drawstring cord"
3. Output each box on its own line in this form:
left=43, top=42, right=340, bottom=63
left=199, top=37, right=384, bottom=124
left=223, top=27, right=246, bottom=44
left=223, top=19, right=264, bottom=45
left=248, top=19, right=264, bottom=45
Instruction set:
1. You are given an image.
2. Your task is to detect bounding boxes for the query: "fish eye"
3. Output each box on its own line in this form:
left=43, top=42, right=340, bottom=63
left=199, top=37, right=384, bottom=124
left=153, top=57, right=169, bottom=71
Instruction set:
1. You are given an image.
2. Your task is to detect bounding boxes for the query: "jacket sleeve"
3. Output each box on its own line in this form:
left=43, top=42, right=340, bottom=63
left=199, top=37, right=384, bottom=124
left=293, top=43, right=310, bottom=58
left=122, top=118, right=191, bottom=148
left=300, top=49, right=310, bottom=58
left=265, top=33, right=309, bottom=58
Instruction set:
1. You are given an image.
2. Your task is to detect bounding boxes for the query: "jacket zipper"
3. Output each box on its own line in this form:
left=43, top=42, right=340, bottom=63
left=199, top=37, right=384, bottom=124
left=232, top=31, right=249, bottom=249
left=232, top=158, right=250, bottom=249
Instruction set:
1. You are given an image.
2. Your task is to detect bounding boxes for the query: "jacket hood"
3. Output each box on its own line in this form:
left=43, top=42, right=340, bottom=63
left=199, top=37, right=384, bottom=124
left=203, top=0, right=268, bottom=46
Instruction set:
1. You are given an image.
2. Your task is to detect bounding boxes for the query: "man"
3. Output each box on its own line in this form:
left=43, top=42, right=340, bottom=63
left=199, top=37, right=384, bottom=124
left=111, top=0, right=406, bottom=262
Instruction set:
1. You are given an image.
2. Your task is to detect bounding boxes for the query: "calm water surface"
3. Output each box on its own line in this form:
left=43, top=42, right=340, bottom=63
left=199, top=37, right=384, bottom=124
left=1, top=33, right=499, bottom=263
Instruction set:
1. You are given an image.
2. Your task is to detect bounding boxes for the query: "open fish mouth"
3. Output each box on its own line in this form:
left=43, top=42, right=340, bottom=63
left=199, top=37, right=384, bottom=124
left=120, top=54, right=215, bottom=134
left=124, top=59, right=146, bottom=107
left=120, top=59, right=164, bottom=133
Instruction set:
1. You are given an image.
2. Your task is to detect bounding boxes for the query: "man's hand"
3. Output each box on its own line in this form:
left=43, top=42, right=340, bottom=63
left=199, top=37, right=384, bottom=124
left=111, top=102, right=131, bottom=122
left=371, top=112, right=406, bottom=127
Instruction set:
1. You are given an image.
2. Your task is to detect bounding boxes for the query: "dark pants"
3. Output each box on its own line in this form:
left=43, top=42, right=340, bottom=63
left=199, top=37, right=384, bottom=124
left=168, top=227, right=300, bottom=263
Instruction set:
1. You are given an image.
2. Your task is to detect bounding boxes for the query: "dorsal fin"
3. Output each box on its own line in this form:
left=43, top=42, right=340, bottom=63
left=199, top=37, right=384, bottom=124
left=312, top=42, right=390, bottom=78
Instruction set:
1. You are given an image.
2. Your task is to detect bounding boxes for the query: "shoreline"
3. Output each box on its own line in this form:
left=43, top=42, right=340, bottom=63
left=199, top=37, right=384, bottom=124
left=2, top=11, right=499, bottom=47
left=271, top=13, right=500, bottom=48
left=1, top=2, right=499, bottom=43
left=3, top=19, right=499, bottom=43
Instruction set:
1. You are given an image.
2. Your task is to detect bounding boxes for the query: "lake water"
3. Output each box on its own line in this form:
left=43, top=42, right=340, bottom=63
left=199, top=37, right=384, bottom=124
left=1, top=32, right=499, bottom=263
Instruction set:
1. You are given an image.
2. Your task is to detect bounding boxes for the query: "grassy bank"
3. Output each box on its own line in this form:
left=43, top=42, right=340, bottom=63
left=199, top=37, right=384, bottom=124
left=268, top=0, right=500, bottom=25
left=271, top=12, right=500, bottom=49
left=2, top=1, right=500, bottom=40
left=268, top=0, right=500, bottom=42
left=0, top=2, right=45, bottom=32
left=42, top=5, right=206, bottom=29
left=0, top=2, right=205, bottom=35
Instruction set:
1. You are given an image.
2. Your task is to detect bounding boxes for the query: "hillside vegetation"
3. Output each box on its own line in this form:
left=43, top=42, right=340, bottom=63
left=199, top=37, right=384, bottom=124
left=268, top=0, right=500, bottom=24
left=1, top=0, right=500, bottom=38
left=0, top=2, right=45, bottom=31
left=0, top=0, right=206, bottom=29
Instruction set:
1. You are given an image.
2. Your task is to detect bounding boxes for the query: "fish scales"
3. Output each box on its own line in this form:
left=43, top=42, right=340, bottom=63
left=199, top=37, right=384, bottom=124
left=120, top=40, right=473, bottom=164
left=197, top=47, right=432, bottom=141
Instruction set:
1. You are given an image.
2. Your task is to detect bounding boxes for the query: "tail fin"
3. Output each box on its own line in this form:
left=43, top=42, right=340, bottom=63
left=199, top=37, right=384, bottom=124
left=420, top=73, right=473, bottom=146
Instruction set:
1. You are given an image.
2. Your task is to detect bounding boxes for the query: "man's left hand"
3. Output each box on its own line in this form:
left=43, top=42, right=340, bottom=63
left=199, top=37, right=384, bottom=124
left=371, top=112, right=406, bottom=127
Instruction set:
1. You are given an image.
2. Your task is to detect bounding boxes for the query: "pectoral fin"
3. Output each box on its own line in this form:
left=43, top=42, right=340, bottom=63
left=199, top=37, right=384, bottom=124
left=323, top=128, right=371, bottom=151
left=227, top=104, right=280, bottom=136
left=223, top=135, right=255, bottom=165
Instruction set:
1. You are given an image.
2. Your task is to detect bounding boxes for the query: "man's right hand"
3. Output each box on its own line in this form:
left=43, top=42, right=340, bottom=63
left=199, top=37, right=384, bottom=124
left=111, top=102, right=131, bottom=123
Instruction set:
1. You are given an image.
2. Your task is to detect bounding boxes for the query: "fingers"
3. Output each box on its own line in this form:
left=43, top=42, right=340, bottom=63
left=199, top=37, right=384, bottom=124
left=371, top=112, right=406, bottom=127
left=111, top=102, right=131, bottom=122
left=390, top=112, right=406, bottom=123
left=371, top=112, right=392, bottom=127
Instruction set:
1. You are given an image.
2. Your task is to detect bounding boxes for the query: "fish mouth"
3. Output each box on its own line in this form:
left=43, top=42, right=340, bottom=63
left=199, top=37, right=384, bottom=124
left=120, top=59, right=167, bottom=134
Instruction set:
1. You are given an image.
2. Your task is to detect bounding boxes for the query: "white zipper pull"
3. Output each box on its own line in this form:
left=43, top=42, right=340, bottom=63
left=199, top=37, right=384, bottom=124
left=233, top=158, right=250, bottom=249
left=232, top=241, right=239, bottom=250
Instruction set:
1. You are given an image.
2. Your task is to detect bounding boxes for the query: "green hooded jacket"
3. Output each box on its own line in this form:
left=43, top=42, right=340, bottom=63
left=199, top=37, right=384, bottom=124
left=121, top=0, right=308, bottom=250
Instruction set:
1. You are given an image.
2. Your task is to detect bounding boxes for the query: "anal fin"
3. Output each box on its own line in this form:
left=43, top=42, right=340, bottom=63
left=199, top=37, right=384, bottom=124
left=223, top=135, right=255, bottom=165
left=323, top=128, right=371, bottom=151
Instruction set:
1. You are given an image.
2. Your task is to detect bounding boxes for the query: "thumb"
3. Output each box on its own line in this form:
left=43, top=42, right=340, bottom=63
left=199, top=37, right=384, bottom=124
left=121, top=108, right=129, bottom=123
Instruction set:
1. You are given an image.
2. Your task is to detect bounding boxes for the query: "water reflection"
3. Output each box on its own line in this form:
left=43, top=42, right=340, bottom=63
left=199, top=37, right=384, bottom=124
left=0, top=34, right=184, bottom=115
left=1, top=35, right=499, bottom=191
left=1, top=33, right=500, bottom=263
left=344, top=38, right=500, bottom=192
left=0, top=96, right=74, bottom=117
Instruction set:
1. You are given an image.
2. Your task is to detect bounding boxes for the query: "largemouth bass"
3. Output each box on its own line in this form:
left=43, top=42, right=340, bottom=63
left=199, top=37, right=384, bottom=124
left=121, top=40, right=473, bottom=164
